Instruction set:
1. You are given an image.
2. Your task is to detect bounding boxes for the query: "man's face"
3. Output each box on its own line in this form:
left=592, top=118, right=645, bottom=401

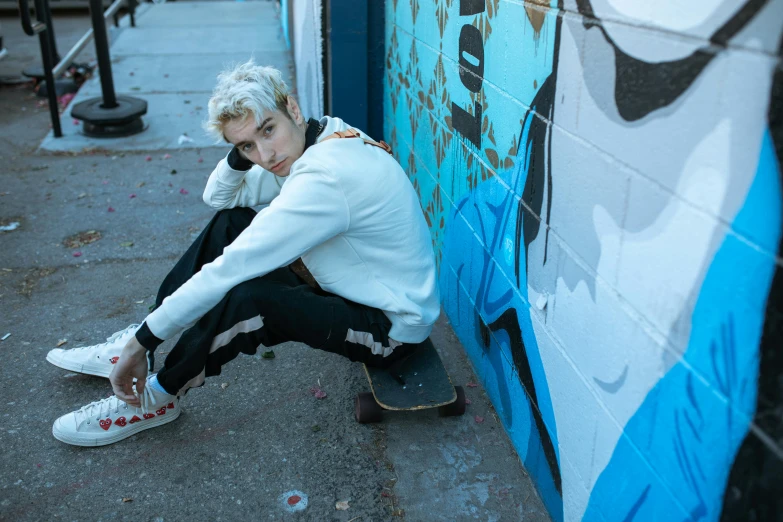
left=223, top=97, right=306, bottom=177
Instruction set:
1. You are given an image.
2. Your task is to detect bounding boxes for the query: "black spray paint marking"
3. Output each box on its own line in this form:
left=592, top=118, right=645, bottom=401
left=451, top=0, right=486, bottom=148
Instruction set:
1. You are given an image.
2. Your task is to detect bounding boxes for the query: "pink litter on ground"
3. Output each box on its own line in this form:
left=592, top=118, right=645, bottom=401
left=474, top=415, right=484, bottom=424
left=108, top=207, right=115, bottom=212
left=197, top=157, right=203, bottom=163
left=72, top=119, right=80, bottom=125
left=145, top=155, right=152, bottom=161
left=58, top=93, right=75, bottom=107
left=179, top=188, right=189, bottom=195
left=72, top=251, right=82, bottom=257
left=467, top=382, right=478, bottom=388
left=465, top=398, right=472, bottom=405
left=163, top=153, right=172, bottom=160
left=129, top=194, right=136, bottom=199
left=309, top=386, right=327, bottom=399
left=287, top=495, right=301, bottom=506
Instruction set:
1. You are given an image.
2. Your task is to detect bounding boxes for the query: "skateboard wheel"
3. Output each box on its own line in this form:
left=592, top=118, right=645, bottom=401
left=438, top=386, right=466, bottom=417
left=355, top=392, right=383, bottom=424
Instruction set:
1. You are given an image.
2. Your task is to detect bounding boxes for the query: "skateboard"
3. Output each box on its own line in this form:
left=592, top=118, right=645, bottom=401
left=354, top=338, right=466, bottom=423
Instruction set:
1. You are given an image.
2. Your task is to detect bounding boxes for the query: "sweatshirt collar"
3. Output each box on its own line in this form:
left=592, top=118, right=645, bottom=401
left=304, top=118, right=325, bottom=151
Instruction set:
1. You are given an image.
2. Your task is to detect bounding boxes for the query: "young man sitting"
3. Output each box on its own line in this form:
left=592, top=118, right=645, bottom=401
left=47, top=60, right=440, bottom=446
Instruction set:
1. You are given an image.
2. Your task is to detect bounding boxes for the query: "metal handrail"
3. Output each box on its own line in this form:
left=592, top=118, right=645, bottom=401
left=17, top=0, right=61, bottom=136
left=18, top=0, right=45, bottom=35
left=51, top=0, right=125, bottom=77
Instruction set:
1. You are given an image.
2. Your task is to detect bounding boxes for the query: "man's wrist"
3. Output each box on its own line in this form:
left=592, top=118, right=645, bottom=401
left=135, top=322, right=164, bottom=351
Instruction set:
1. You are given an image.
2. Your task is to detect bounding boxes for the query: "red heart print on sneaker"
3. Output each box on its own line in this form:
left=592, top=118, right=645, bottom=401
left=99, top=419, right=112, bottom=431
left=129, top=415, right=142, bottom=424
left=156, top=408, right=166, bottom=415
left=115, top=417, right=127, bottom=427
left=167, top=402, right=175, bottom=409
left=110, top=356, right=119, bottom=364
left=143, top=413, right=155, bottom=419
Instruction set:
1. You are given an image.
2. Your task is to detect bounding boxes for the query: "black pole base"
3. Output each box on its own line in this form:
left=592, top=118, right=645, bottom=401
left=71, top=94, right=148, bottom=138
left=36, top=78, right=80, bottom=98
left=23, top=65, right=47, bottom=80
left=82, top=117, right=145, bottom=138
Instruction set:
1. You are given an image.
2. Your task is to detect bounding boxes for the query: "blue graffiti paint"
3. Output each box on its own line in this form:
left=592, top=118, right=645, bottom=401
left=583, top=130, right=781, bottom=521
left=440, top=94, right=565, bottom=520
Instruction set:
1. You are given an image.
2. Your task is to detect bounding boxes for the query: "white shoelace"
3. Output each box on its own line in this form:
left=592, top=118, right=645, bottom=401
left=67, top=324, right=140, bottom=352
left=75, top=384, right=156, bottom=425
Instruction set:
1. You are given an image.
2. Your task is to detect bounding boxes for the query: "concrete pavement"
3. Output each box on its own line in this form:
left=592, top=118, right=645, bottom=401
left=0, top=1, right=551, bottom=520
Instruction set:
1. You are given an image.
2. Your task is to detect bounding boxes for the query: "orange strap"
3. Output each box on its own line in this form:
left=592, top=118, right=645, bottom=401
left=320, top=128, right=393, bottom=155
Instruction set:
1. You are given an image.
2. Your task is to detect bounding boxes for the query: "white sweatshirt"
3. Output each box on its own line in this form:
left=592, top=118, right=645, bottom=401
left=144, top=116, right=440, bottom=344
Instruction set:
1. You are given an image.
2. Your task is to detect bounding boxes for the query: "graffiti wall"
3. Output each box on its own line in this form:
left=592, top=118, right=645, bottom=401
left=384, top=0, right=783, bottom=520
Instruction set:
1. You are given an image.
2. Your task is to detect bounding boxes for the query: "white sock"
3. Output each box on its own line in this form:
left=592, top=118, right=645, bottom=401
left=148, top=374, right=173, bottom=396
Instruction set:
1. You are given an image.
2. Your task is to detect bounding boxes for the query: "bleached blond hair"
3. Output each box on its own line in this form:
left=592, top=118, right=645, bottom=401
left=204, top=59, right=291, bottom=142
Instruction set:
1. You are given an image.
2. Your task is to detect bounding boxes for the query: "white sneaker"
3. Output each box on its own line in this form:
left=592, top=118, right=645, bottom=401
left=52, top=377, right=180, bottom=447
left=46, top=324, right=149, bottom=378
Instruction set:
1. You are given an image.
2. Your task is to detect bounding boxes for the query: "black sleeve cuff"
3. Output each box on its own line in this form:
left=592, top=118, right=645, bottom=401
left=136, top=322, right=164, bottom=351
left=227, top=146, right=253, bottom=171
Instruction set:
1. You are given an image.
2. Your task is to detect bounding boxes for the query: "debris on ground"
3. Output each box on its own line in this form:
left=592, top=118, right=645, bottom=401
left=0, top=222, right=20, bottom=232
left=261, top=350, right=275, bottom=359
left=177, top=134, right=194, bottom=145
left=311, top=425, right=321, bottom=433
left=72, top=252, right=82, bottom=257
left=1, top=333, right=10, bottom=341
left=63, top=230, right=102, bottom=249
left=335, top=500, right=350, bottom=510
left=19, top=267, right=56, bottom=297
left=108, top=207, right=115, bottom=212
left=309, top=385, right=327, bottom=399
left=179, top=188, right=189, bottom=195
left=465, top=398, right=472, bottom=405
left=170, top=169, right=177, bottom=175
left=221, top=382, right=229, bottom=389
left=145, top=155, right=152, bottom=161
left=163, top=154, right=172, bottom=160
left=56, top=339, right=67, bottom=347
left=120, top=242, right=134, bottom=248
left=467, top=382, right=478, bottom=388
left=121, top=497, right=132, bottom=503
left=474, top=415, right=484, bottom=424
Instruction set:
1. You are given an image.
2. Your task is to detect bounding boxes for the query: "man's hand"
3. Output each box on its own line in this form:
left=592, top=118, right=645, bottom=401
left=109, top=336, right=149, bottom=407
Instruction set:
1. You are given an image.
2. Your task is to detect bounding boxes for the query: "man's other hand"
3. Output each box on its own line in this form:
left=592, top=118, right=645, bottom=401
left=109, top=336, right=149, bottom=407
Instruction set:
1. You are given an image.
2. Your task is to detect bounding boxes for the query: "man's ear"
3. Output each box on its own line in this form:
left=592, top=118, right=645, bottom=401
left=286, top=96, right=304, bottom=124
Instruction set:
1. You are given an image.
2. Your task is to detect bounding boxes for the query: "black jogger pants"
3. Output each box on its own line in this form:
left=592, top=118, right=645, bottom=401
left=153, top=208, right=422, bottom=395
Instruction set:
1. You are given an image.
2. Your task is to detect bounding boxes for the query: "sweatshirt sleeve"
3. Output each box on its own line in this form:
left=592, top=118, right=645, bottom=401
left=144, top=165, right=350, bottom=340
left=202, top=151, right=284, bottom=210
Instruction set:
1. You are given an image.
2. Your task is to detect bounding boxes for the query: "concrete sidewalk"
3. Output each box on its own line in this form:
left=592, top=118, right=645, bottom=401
left=40, top=0, right=295, bottom=152
left=0, top=2, right=550, bottom=520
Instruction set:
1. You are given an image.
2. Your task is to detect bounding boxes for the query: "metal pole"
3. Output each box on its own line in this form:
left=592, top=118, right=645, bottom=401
left=33, top=0, right=61, bottom=136
left=88, top=0, right=117, bottom=108
left=41, top=0, right=60, bottom=63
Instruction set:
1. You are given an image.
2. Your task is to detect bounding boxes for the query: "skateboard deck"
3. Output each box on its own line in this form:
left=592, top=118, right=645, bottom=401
left=363, top=338, right=456, bottom=410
